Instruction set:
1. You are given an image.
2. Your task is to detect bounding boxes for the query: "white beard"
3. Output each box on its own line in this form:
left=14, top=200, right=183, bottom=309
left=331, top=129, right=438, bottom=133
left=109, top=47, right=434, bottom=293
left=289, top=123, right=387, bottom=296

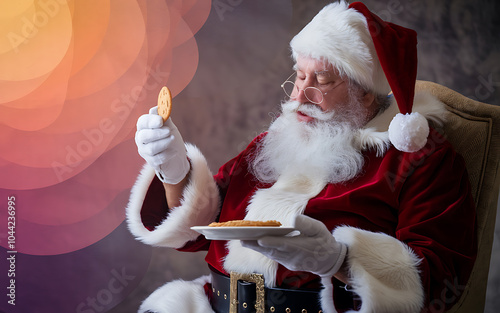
left=249, top=100, right=365, bottom=184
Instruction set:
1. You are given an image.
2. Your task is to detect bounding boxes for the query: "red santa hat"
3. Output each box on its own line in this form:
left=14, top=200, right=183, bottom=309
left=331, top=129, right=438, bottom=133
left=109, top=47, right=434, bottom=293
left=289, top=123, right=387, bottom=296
left=290, top=1, right=429, bottom=152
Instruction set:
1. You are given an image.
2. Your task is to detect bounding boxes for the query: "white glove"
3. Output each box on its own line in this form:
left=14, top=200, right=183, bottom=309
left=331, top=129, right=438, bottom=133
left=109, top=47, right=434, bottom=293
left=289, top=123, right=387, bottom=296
left=135, top=107, right=190, bottom=184
left=241, top=215, right=347, bottom=277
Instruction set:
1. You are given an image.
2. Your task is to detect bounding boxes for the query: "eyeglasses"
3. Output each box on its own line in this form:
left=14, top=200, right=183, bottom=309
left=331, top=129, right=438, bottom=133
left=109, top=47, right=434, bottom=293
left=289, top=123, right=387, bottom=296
left=280, top=72, right=344, bottom=104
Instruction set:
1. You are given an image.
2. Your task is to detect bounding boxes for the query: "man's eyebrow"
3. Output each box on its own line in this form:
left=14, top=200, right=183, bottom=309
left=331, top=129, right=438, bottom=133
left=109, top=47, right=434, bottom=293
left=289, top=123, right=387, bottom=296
left=291, top=65, right=333, bottom=78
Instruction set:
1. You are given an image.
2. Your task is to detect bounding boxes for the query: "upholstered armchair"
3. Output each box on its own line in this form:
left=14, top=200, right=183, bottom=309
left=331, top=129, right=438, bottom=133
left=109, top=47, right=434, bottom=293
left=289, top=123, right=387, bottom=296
left=415, top=80, right=500, bottom=312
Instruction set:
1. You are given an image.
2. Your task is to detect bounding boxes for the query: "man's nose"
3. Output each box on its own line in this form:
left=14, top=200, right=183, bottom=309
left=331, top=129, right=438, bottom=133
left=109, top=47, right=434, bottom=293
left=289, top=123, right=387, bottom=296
left=295, top=87, right=309, bottom=103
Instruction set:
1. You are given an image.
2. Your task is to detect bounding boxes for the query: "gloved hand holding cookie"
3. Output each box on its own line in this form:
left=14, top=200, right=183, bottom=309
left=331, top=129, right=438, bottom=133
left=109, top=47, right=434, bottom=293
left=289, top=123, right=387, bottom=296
left=134, top=86, right=190, bottom=185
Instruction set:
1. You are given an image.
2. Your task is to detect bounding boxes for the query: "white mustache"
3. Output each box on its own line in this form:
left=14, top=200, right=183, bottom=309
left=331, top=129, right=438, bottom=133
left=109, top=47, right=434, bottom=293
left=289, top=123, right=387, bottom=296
left=282, top=100, right=335, bottom=121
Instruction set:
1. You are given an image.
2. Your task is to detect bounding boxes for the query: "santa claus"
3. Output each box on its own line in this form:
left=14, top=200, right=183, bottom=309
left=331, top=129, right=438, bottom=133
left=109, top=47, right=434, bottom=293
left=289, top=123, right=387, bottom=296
left=127, top=2, right=476, bottom=313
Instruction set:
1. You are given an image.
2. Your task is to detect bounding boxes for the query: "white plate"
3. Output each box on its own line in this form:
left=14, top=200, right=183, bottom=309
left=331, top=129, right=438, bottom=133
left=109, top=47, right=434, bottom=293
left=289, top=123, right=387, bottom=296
left=191, top=226, right=298, bottom=240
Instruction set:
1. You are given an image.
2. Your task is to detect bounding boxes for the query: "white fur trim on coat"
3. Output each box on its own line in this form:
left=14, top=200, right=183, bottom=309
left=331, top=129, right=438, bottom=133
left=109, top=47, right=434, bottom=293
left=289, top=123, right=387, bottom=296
left=224, top=173, right=326, bottom=287
left=356, top=90, right=447, bottom=156
left=126, top=144, right=220, bottom=249
left=138, top=275, right=214, bottom=313
left=320, top=226, right=424, bottom=313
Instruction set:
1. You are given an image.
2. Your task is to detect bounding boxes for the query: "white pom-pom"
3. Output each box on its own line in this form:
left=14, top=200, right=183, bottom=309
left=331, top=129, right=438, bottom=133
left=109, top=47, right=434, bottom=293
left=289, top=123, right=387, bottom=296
left=388, top=112, right=429, bottom=152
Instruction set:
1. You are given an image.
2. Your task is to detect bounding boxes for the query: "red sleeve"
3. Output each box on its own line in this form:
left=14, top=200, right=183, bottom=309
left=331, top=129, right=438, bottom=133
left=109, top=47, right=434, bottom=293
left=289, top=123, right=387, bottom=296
left=140, top=176, right=169, bottom=231
left=396, top=134, right=477, bottom=309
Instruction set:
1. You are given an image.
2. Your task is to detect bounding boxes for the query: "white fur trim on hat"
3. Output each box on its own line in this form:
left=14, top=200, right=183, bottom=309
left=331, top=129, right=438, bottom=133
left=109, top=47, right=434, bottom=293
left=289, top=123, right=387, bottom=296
left=290, top=1, right=390, bottom=95
left=126, top=143, right=220, bottom=248
left=320, top=226, right=424, bottom=313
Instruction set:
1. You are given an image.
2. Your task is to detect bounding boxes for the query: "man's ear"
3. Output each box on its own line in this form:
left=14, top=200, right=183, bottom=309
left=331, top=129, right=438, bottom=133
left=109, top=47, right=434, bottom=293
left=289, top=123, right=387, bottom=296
left=362, top=91, right=376, bottom=109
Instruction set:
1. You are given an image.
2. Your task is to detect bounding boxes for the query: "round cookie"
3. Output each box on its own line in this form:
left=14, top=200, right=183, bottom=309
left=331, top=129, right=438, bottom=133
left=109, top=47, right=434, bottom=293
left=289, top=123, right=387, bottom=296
left=157, top=86, right=172, bottom=121
left=208, top=220, right=282, bottom=227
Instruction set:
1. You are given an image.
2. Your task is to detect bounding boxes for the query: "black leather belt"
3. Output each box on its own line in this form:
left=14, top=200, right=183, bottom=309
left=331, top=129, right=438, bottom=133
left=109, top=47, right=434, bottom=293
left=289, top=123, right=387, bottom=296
left=209, top=268, right=323, bottom=313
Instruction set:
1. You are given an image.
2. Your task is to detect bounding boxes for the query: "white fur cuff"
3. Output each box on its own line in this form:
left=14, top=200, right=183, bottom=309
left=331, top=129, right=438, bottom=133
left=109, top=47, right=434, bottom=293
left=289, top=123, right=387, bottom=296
left=321, top=226, right=424, bottom=313
left=126, top=144, right=221, bottom=248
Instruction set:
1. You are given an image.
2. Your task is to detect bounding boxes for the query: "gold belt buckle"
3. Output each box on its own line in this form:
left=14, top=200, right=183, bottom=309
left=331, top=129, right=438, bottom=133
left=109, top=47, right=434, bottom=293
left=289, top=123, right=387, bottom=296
left=229, top=271, right=265, bottom=313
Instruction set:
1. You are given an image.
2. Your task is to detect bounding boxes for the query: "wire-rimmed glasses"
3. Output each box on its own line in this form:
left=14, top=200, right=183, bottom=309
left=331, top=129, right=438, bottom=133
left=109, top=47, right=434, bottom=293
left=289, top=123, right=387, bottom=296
left=280, top=72, right=344, bottom=104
